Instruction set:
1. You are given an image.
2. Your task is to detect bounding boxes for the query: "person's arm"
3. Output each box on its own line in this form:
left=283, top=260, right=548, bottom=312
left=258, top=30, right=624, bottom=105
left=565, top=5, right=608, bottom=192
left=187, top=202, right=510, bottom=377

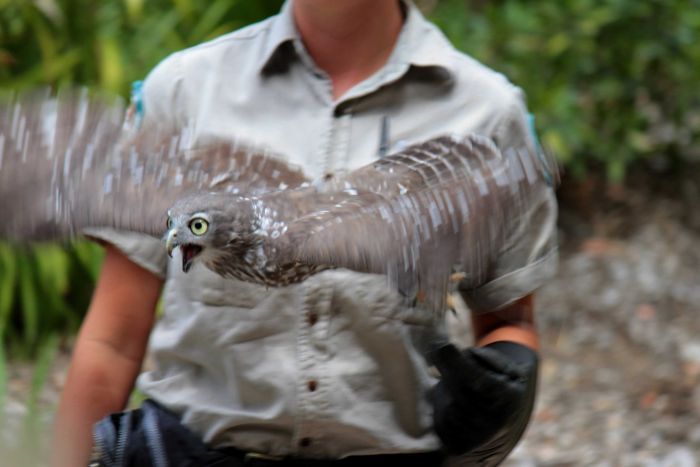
left=52, top=244, right=163, bottom=467
left=428, top=78, right=555, bottom=460
left=472, top=294, right=538, bottom=350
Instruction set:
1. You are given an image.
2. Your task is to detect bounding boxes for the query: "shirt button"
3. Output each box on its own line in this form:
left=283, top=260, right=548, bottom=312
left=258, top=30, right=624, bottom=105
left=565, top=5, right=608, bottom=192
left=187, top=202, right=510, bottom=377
left=308, top=312, right=318, bottom=326
left=307, top=380, right=318, bottom=392
left=299, top=437, right=312, bottom=447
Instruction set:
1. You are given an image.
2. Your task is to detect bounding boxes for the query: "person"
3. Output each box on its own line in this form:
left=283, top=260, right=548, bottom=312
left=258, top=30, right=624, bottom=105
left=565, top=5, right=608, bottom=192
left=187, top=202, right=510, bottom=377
left=52, top=0, right=557, bottom=465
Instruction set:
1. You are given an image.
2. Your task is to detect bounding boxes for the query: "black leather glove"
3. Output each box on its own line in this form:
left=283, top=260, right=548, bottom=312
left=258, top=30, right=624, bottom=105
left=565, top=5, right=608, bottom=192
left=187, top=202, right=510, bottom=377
left=429, top=341, right=539, bottom=465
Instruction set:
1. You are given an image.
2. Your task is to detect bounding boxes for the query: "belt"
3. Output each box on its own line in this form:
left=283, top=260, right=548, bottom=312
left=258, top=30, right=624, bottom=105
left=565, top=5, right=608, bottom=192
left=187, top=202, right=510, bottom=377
left=215, top=447, right=446, bottom=467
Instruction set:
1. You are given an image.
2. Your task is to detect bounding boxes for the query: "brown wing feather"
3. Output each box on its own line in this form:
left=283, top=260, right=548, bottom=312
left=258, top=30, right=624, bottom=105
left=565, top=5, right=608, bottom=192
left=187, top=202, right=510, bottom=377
left=0, top=90, right=553, bottom=314
left=273, top=135, right=552, bottom=312
left=0, top=89, right=308, bottom=242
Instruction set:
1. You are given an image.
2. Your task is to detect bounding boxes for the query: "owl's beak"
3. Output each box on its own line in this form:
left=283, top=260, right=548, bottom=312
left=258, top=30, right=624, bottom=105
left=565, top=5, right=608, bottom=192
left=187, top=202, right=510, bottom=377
left=166, top=229, right=179, bottom=258
left=165, top=229, right=202, bottom=273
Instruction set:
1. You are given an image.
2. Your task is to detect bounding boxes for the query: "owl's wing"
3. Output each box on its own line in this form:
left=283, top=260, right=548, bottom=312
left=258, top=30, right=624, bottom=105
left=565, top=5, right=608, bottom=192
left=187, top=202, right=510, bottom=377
left=0, top=89, right=308, bottom=242
left=274, top=135, right=557, bottom=312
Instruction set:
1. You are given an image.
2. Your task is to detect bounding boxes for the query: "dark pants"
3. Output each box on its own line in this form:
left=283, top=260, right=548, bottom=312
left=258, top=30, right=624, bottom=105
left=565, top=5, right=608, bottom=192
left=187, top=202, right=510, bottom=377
left=212, top=449, right=445, bottom=467
left=92, top=400, right=445, bottom=467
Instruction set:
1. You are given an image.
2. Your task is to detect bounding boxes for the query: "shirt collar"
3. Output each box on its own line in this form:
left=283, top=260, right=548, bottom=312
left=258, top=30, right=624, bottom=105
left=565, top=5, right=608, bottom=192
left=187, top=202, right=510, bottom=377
left=260, top=0, right=298, bottom=74
left=259, top=0, right=456, bottom=80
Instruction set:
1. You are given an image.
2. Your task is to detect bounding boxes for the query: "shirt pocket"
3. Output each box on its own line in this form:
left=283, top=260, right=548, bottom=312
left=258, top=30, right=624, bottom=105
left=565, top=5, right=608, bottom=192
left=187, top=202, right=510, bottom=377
left=168, top=257, right=270, bottom=309
left=318, top=270, right=435, bottom=331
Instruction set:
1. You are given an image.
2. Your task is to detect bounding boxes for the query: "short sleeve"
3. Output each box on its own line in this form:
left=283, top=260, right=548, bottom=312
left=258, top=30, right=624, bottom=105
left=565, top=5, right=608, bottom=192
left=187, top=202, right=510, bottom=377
left=80, top=54, right=185, bottom=277
left=459, top=90, right=558, bottom=313
left=83, top=227, right=168, bottom=278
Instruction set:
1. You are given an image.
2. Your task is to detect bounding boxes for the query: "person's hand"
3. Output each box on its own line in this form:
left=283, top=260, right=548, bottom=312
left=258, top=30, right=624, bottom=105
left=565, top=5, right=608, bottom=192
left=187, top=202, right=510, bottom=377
left=429, top=341, right=538, bottom=460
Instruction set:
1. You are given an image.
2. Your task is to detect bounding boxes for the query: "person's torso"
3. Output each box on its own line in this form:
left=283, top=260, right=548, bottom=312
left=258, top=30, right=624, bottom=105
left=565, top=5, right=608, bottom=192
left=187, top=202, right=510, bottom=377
left=136, top=2, right=528, bottom=458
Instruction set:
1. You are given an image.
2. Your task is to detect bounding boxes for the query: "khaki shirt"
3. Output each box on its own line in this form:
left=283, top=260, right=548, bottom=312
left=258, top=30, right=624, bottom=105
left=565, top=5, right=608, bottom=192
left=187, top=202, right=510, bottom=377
left=89, top=0, right=557, bottom=459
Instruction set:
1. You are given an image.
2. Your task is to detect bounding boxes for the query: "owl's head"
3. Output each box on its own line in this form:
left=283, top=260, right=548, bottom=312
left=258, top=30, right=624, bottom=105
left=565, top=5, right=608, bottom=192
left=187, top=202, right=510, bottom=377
left=164, top=192, right=259, bottom=273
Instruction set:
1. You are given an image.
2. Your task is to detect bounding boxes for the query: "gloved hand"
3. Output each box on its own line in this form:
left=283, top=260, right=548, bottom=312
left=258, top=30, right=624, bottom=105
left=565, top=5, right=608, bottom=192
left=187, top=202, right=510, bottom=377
left=429, top=341, right=539, bottom=463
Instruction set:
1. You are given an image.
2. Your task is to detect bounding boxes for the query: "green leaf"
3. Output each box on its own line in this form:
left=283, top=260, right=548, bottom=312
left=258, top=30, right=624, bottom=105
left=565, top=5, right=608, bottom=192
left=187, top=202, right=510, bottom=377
left=72, top=241, right=104, bottom=281
left=34, top=245, right=70, bottom=296
left=546, top=33, right=571, bottom=57
left=189, top=0, right=237, bottom=42
left=99, top=35, right=125, bottom=93
left=124, top=0, right=144, bottom=22
left=0, top=341, right=7, bottom=417
left=0, top=244, right=17, bottom=338
left=17, top=254, right=40, bottom=352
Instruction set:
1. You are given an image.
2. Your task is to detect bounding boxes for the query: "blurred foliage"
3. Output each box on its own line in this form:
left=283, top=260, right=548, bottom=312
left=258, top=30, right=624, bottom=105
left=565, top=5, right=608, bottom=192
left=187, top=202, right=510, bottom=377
left=0, top=242, right=102, bottom=358
left=0, top=0, right=283, bottom=94
left=0, top=0, right=282, bottom=359
left=1, top=0, right=699, bottom=358
left=430, top=0, right=700, bottom=180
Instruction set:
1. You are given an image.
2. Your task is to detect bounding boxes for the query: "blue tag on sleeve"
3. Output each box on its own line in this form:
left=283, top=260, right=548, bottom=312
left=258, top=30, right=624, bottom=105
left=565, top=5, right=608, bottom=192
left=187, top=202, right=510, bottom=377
left=528, top=113, right=554, bottom=187
left=128, top=80, right=145, bottom=128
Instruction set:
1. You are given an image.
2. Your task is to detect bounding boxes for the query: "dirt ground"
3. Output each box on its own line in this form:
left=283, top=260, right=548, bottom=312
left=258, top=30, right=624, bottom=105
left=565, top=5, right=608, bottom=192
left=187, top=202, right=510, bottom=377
left=4, top=167, right=700, bottom=466
left=507, top=169, right=700, bottom=466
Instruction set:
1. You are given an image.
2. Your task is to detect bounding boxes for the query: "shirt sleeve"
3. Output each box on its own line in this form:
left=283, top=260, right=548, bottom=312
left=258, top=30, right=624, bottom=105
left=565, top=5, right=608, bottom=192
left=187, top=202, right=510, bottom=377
left=139, top=51, right=186, bottom=131
left=83, top=53, right=186, bottom=278
left=459, top=89, right=559, bottom=313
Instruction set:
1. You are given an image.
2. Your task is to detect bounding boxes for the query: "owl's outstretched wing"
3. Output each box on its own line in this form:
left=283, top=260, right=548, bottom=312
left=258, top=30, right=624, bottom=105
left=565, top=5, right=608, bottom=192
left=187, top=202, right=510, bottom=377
left=0, top=89, right=308, bottom=242
left=272, top=135, right=556, bottom=311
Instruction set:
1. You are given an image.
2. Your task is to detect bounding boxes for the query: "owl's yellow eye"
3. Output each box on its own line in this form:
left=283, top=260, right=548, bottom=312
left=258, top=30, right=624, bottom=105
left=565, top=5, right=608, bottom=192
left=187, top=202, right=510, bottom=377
left=189, top=218, right=209, bottom=236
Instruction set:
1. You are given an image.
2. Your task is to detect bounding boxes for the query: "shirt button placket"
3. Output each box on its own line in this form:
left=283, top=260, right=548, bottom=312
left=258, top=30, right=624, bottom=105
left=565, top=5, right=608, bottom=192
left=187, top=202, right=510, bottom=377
left=333, top=105, right=353, bottom=172
left=308, top=311, right=318, bottom=326
left=296, top=282, right=332, bottom=454
left=313, top=71, right=335, bottom=178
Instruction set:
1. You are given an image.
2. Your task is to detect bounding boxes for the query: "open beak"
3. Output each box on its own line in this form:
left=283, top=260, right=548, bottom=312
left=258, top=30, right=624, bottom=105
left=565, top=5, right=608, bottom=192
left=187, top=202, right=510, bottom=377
left=180, top=245, right=202, bottom=273
left=166, top=229, right=179, bottom=258
left=165, top=229, right=202, bottom=273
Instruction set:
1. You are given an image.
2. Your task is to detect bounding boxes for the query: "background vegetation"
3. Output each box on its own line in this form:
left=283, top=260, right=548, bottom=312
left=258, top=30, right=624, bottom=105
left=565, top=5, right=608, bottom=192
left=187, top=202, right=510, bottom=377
left=431, top=0, right=700, bottom=180
left=0, top=0, right=698, bottom=358
left=0, top=0, right=284, bottom=359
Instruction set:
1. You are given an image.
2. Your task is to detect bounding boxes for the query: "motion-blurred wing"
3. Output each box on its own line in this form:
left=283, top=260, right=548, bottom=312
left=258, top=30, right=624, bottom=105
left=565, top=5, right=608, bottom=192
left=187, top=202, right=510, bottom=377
left=0, top=89, right=308, bottom=242
left=275, top=135, right=556, bottom=311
